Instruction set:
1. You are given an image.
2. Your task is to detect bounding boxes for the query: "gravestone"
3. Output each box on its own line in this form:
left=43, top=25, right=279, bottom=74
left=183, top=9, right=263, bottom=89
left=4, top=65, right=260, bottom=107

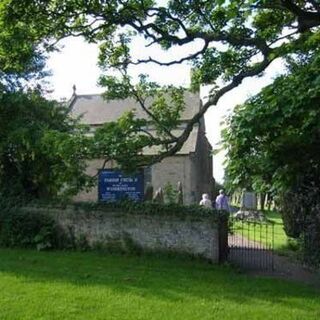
left=241, top=192, right=257, bottom=210
left=234, top=191, right=266, bottom=221
left=153, top=187, right=164, bottom=203
left=177, top=181, right=183, bottom=205
left=144, top=183, right=154, bottom=201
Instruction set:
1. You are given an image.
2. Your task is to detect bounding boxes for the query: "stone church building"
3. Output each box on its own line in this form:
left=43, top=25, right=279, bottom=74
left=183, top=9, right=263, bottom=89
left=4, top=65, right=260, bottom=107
left=70, top=91, right=214, bottom=204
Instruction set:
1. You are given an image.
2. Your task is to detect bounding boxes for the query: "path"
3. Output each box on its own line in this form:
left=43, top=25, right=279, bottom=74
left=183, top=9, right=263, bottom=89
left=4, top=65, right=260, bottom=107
left=228, top=234, right=274, bottom=271
left=228, top=233, right=320, bottom=287
left=253, top=254, right=320, bottom=287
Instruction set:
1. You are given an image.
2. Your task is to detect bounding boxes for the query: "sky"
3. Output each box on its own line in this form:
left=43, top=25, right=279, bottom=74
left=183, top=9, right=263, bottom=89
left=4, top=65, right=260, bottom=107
left=46, top=37, right=285, bottom=183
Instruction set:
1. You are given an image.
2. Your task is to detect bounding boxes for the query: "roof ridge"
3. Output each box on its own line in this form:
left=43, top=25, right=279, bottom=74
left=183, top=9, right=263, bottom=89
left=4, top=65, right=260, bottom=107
left=70, top=92, right=200, bottom=124
left=72, top=90, right=200, bottom=98
left=74, top=93, right=104, bottom=97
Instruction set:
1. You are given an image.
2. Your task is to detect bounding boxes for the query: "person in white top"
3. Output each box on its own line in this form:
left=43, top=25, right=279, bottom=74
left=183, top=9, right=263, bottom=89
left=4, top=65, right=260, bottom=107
left=199, top=193, right=213, bottom=208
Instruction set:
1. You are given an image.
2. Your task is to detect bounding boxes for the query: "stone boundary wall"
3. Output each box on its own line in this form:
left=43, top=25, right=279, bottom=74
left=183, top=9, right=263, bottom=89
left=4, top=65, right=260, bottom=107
left=28, top=206, right=227, bottom=263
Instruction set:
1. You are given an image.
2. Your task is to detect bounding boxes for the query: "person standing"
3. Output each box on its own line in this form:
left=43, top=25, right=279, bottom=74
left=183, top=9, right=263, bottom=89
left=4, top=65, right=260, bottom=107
left=215, top=189, right=230, bottom=212
left=199, top=193, right=213, bottom=209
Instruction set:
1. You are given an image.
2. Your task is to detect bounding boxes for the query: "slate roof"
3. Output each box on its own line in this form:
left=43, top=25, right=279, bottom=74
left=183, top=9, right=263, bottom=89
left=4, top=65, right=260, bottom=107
left=70, top=92, right=201, bottom=155
left=142, top=127, right=199, bottom=155
left=70, top=92, right=200, bottom=124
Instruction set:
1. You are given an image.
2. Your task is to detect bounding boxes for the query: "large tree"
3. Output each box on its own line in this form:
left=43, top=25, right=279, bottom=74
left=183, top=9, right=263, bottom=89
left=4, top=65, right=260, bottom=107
left=0, top=0, right=47, bottom=91
left=222, top=51, right=320, bottom=264
left=0, top=3, right=91, bottom=199
left=222, top=50, right=320, bottom=194
left=0, top=90, right=92, bottom=199
left=3, top=0, right=320, bottom=169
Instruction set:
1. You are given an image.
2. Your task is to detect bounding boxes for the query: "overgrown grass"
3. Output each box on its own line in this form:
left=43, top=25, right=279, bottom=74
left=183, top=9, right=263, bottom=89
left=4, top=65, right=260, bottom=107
left=0, top=249, right=319, bottom=319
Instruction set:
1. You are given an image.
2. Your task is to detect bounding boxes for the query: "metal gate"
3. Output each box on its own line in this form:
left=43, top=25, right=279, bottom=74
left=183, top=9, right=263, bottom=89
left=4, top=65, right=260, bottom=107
left=228, top=218, right=275, bottom=270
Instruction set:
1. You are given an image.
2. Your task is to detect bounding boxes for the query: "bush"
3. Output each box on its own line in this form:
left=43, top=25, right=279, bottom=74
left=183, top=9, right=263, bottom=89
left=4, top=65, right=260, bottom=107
left=281, top=192, right=305, bottom=238
left=0, top=206, right=61, bottom=250
left=163, top=182, right=179, bottom=204
left=280, top=180, right=320, bottom=267
left=303, top=210, right=320, bottom=267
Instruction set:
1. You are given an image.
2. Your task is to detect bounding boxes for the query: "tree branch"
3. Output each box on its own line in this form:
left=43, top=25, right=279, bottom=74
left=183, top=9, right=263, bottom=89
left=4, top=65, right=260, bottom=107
left=130, top=41, right=209, bottom=66
left=309, top=0, right=320, bottom=13
left=142, top=56, right=275, bottom=167
left=280, top=0, right=320, bottom=31
left=130, top=88, right=178, bottom=140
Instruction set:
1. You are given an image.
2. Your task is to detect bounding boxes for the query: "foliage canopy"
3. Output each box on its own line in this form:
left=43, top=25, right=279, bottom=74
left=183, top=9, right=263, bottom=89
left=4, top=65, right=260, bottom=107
left=3, top=0, right=320, bottom=168
left=1, top=0, right=320, bottom=197
left=222, top=51, right=320, bottom=194
left=0, top=91, right=92, bottom=198
left=222, top=50, right=320, bottom=265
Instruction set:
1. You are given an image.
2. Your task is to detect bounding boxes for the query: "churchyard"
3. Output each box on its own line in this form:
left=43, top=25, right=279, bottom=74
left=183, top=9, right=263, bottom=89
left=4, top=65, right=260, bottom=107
left=1, top=1, right=320, bottom=319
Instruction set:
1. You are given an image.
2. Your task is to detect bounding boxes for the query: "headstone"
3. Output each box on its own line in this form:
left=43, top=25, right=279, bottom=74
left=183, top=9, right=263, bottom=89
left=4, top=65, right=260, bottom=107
left=241, top=191, right=257, bottom=210
left=234, top=191, right=266, bottom=221
left=144, top=183, right=154, bottom=201
left=153, top=187, right=164, bottom=203
left=177, top=181, right=183, bottom=205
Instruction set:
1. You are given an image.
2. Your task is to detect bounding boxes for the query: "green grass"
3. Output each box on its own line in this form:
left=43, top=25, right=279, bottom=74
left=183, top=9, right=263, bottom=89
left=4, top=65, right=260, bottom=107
left=233, top=211, right=299, bottom=255
left=265, top=211, right=299, bottom=252
left=0, top=249, right=319, bottom=320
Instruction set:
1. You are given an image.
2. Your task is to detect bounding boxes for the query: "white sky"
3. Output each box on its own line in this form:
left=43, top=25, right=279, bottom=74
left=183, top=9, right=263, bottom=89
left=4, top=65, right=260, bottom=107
left=46, top=37, right=285, bottom=183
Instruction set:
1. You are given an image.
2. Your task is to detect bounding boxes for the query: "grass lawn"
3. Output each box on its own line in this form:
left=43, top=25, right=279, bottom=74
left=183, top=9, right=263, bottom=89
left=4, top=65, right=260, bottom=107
left=233, top=211, right=299, bottom=255
left=265, top=211, right=299, bottom=253
left=0, top=249, right=319, bottom=320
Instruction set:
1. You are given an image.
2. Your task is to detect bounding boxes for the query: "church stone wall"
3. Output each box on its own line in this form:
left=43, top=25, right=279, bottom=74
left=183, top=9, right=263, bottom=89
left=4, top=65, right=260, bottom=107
left=74, top=142, right=213, bottom=205
left=73, top=159, right=109, bottom=202
left=74, top=157, right=199, bottom=204
left=146, top=118, right=215, bottom=204
left=151, top=156, right=196, bottom=204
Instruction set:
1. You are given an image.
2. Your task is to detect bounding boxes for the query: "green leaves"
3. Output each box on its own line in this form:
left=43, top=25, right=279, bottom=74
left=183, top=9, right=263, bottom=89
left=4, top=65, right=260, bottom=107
left=0, top=0, right=46, bottom=90
left=92, top=111, right=152, bottom=172
left=150, top=87, right=185, bottom=136
left=0, top=91, right=91, bottom=199
left=1, top=0, right=319, bottom=194
left=223, top=51, right=320, bottom=194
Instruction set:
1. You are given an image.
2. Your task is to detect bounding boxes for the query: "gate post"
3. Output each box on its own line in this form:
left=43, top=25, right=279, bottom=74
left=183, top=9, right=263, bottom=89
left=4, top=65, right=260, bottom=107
left=218, top=212, right=229, bottom=263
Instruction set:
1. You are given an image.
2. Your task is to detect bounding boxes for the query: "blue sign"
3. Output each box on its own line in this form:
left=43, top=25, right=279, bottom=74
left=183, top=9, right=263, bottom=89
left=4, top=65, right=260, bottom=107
left=98, top=169, right=144, bottom=202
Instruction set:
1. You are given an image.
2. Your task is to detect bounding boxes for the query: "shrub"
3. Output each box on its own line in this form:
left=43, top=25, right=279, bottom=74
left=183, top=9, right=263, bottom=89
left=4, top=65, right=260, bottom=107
left=303, top=210, right=320, bottom=267
left=281, top=192, right=305, bottom=238
left=280, top=181, right=320, bottom=267
left=0, top=206, right=61, bottom=250
left=163, top=182, right=179, bottom=204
